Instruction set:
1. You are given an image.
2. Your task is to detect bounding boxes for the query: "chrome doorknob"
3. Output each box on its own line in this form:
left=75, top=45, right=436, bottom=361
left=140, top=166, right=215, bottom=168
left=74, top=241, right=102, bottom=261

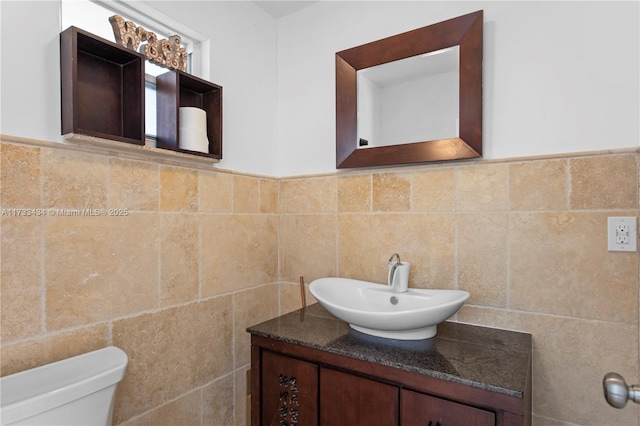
left=603, top=372, right=640, bottom=408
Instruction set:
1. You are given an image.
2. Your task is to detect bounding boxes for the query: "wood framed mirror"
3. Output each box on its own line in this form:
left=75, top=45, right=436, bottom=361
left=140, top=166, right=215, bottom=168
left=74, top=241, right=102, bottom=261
left=336, top=10, right=483, bottom=169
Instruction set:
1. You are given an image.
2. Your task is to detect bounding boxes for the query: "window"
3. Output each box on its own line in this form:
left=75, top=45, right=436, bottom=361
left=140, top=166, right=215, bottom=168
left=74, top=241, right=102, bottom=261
left=61, top=0, right=204, bottom=141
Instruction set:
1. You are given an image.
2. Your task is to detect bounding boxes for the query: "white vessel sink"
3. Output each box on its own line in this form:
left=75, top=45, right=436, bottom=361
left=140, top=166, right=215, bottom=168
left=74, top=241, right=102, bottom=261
left=309, top=277, right=469, bottom=340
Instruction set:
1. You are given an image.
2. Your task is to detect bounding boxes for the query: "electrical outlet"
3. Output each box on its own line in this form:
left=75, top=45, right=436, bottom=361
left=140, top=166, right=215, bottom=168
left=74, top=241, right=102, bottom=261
left=616, top=224, right=629, bottom=244
left=608, top=217, right=637, bottom=252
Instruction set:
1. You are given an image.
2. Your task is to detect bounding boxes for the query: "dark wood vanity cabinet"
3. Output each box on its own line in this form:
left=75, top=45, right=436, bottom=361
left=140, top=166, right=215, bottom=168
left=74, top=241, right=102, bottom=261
left=249, top=305, right=531, bottom=426
left=254, top=344, right=514, bottom=426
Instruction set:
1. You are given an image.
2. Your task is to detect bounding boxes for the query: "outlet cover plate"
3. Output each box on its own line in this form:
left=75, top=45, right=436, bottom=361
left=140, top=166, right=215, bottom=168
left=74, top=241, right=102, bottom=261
left=608, top=216, right=637, bottom=252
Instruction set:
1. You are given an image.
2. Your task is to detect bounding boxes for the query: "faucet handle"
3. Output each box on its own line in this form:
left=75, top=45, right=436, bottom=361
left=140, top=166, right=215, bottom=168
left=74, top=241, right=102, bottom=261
left=388, top=253, right=401, bottom=266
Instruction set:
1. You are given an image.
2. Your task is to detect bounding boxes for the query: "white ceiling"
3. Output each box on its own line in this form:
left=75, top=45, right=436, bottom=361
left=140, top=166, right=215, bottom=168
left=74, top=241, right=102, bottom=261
left=253, top=1, right=319, bottom=18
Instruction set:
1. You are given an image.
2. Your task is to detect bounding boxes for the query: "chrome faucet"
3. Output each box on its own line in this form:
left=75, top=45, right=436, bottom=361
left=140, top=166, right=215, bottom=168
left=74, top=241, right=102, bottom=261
left=388, top=253, right=401, bottom=289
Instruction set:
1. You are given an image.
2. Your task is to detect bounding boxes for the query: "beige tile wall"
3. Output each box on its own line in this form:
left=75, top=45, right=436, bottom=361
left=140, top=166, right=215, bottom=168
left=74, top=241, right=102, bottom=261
left=0, top=140, right=280, bottom=425
left=278, top=151, right=640, bottom=426
left=1, top=139, right=639, bottom=426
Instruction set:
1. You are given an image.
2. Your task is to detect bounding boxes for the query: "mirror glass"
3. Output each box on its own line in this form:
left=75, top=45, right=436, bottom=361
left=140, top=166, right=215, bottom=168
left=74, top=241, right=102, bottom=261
left=357, top=46, right=459, bottom=148
left=335, top=10, right=483, bottom=169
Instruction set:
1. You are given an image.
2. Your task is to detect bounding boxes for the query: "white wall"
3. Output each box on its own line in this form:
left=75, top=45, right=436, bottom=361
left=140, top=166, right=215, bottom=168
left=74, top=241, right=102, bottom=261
left=143, top=1, right=278, bottom=175
left=0, top=0, right=279, bottom=176
left=275, top=1, right=640, bottom=177
left=1, top=1, right=61, bottom=144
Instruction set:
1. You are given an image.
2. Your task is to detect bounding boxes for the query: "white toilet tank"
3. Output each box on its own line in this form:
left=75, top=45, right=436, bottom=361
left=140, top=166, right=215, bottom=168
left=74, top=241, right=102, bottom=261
left=0, top=346, right=128, bottom=426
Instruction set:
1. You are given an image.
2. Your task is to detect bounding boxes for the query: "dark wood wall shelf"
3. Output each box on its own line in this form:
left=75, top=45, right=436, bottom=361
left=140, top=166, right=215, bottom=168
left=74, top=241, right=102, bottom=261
left=156, top=71, right=223, bottom=159
left=60, top=26, right=145, bottom=145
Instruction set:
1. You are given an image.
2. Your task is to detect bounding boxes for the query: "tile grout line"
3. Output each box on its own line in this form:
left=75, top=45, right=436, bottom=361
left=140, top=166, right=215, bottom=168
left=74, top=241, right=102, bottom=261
left=505, top=164, right=511, bottom=309
left=565, top=158, right=571, bottom=211
left=197, top=172, right=203, bottom=301
left=39, top=147, right=47, bottom=335
left=157, top=165, right=163, bottom=309
left=105, top=156, right=114, bottom=346
left=453, top=168, right=459, bottom=291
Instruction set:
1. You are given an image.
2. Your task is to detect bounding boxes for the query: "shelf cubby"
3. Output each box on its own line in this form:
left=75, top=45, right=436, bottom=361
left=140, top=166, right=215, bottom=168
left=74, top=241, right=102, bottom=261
left=156, top=70, right=222, bottom=159
left=60, top=26, right=145, bottom=145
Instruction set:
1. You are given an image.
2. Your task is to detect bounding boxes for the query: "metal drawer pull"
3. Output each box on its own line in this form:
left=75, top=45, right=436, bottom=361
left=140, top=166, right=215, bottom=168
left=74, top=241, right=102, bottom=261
left=603, top=372, right=640, bottom=408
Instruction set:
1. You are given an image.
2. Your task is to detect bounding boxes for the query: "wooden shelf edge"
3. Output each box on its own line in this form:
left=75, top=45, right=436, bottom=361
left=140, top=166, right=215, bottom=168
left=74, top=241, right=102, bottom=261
left=62, top=133, right=220, bottom=169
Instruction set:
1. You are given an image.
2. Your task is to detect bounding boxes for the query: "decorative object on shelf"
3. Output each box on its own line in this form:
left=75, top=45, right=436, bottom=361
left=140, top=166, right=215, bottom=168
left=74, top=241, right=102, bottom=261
left=109, top=15, right=188, bottom=72
left=178, top=107, right=210, bottom=153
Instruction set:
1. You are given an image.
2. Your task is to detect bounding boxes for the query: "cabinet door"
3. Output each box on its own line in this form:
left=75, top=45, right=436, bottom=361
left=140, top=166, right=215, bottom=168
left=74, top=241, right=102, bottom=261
left=261, top=351, right=318, bottom=426
left=320, top=367, right=399, bottom=426
left=401, top=389, right=494, bottom=426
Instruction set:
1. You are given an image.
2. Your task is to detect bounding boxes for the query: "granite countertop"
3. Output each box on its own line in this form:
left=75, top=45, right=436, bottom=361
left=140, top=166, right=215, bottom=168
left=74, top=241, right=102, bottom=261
left=247, top=303, right=532, bottom=398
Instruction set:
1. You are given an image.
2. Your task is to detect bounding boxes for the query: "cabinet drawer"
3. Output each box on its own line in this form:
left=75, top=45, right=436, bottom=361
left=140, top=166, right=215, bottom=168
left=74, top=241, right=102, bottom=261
left=401, top=389, right=495, bottom=426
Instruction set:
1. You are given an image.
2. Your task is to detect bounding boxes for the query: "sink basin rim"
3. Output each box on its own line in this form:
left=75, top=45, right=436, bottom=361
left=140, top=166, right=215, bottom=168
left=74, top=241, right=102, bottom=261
left=309, top=277, right=470, bottom=340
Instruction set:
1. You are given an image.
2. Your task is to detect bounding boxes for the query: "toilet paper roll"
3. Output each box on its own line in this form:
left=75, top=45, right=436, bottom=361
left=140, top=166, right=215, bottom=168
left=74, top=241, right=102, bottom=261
left=179, top=107, right=210, bottom=153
